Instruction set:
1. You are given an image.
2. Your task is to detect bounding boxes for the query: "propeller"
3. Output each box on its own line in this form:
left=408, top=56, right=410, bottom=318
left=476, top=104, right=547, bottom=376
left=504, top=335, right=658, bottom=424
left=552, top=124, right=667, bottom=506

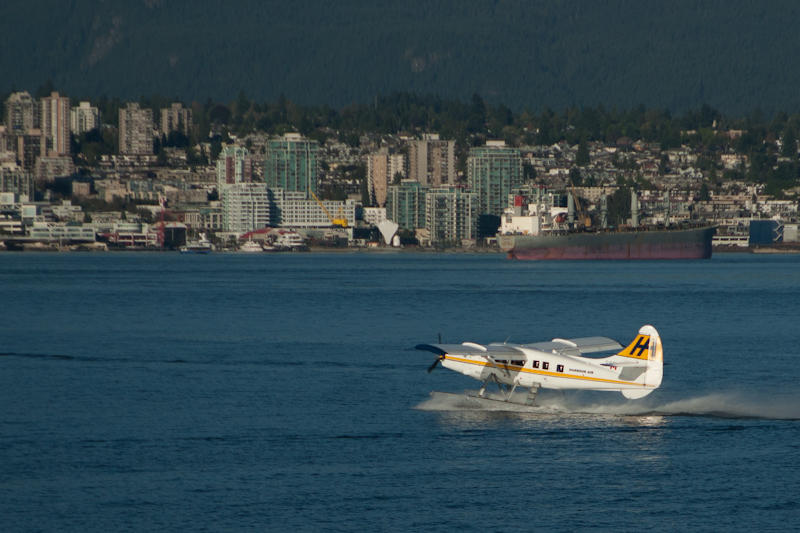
left=427, top=332, right=444, bottom=372
left=427, top=355, right=444, bottom=373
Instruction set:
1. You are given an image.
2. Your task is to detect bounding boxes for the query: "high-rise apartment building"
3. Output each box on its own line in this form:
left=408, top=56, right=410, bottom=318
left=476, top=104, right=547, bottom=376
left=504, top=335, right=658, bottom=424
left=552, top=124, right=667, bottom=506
left=264, top=133, right=320, bottom=198
left=221, top=183, right=272, bottom=234
left=408, top=133, right=456, bottom=187
left=16, top=130, right=44, bottom=170
left=425, top=187, right=479, bottom=245
left=4, top=92, right=38, bottom=135
left=467, top=141, right=524, bottom=216
left=0, top=166, right=34, bottom=200
left=40, top=92, right=70, bottom=155
left=70, top=101, right=100, bottom=135
left=366, top=148, right=406, bottom=207
left=386, top=180, right=426, bottom=230
left=160, top=103, right=192, bottom=137
left=216, top=145, right=253, bottom=189
left=119, top=103, right=154, bottom=155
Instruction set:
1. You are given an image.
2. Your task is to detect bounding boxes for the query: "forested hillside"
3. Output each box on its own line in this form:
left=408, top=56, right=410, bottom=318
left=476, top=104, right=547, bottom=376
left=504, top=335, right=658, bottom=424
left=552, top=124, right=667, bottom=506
left=3, top=0, right=800, bottom=113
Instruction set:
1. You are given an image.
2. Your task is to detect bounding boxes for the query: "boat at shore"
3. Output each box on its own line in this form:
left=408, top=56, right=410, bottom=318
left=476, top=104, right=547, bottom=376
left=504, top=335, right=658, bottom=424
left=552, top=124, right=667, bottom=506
left=238, top=239, right=263, bottom=253
left=179, top=233, right=214, bottom=254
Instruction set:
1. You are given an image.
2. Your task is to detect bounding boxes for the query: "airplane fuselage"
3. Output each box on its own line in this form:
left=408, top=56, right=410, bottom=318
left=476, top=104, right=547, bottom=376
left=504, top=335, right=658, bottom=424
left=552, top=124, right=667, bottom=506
left=441, top=348, right=655, bottom=393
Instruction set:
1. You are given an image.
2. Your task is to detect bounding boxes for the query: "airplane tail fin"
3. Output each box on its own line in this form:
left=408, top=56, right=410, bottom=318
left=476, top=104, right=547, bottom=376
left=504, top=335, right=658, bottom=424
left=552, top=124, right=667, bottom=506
left=617, top=325, right=663, bottom=399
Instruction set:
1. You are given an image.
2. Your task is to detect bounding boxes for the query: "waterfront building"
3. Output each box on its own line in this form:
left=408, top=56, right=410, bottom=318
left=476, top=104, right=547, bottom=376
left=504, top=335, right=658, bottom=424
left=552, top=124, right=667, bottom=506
left=221, top=183, right=271, bottom=234
left=160, top=103, right=192, bottom=138
left=40, top=92, right=70, bottom=155
left=269, top=188, right=357, bottom=228
left=28, top=222, right=96, bottom=242
left=264, top=133, right=319, bottom=198
left=467, top=140, right=524, bottom=216
left=216, top=145, right=253, bottom=189
left=408, top=134, right=456, bottom=187
left=119, top=103, right=154, bottom=155
left=106, top=222, right=159, bottom=248
left=200, top=206, right=223, bottom=232
left=367, top=148, right=405, bottom=207
left=70, top=101, right=100, bottom=135
left=362, top=206, right=387, bottom=227
left=425, top=187, right=479, bottom=245
left=4, top=91, right=38, bottom=135
left=386, top=179, right=426, bottom=230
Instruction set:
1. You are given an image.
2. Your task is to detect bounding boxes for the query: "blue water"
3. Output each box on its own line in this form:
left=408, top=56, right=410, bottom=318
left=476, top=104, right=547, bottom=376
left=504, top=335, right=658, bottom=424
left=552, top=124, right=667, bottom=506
left=2, top=252, right=800, bottom=531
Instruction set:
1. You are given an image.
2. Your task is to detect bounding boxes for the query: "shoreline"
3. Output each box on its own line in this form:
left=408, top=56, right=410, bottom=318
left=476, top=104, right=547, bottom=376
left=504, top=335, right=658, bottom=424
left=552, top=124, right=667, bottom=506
left=4, top=241, right=800, bottom=255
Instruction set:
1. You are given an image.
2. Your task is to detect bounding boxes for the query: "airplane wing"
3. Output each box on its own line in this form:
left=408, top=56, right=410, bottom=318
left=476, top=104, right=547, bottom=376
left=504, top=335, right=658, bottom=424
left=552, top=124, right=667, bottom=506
left=563, top=337, right=624, bottom=353
left=415, top=343, right=525, bottom=358
left=418, top=337, right=620, bottom=358
left=523, top=336, right=622, bottom=356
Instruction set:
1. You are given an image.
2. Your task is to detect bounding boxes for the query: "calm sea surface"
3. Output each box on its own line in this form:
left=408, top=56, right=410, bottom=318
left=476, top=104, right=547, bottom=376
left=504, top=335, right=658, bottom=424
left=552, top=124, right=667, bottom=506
left=2, top=251, right=800, bottom=531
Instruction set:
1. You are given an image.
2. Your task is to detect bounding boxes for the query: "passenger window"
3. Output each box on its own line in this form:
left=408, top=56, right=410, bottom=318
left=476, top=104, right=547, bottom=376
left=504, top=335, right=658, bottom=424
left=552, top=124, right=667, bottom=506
left=532, top=360, right=539, bottom=368
left=542, top=362, right=550, bottom=370
left=557, top=364, right=564, bottom=372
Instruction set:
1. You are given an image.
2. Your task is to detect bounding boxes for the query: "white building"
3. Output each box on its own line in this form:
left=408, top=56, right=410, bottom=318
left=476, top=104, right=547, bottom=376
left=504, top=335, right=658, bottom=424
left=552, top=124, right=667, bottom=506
left=221, top=183, right=271, bottom=234
left=270, top=188, right=357, bottom=229
left=216, top=145, right=252, bottom=189
left=362, top=206, right=387, bottom=227
left=50, top=200, right=84, bottom=222
left=70, top=101, right=100, bottom=135
left=424, top=187, right=479, bottom=245
left=28, top=222, right=96, bottom=242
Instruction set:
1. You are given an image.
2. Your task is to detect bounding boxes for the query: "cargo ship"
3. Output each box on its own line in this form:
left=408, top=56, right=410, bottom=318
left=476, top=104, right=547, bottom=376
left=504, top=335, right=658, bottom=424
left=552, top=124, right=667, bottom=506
left=498, top=189, right=715, bottom=260
left=498, top=226, right=715, bottom=260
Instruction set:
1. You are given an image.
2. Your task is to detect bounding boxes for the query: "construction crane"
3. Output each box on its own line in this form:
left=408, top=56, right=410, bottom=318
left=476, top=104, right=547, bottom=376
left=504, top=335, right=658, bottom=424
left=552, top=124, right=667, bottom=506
left=310, top=190, right=348, bottom=228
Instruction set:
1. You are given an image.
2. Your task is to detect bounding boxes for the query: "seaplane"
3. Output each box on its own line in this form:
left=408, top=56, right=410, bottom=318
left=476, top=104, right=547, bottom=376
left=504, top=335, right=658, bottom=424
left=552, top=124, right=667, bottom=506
left=416, top=325, right=662, bottom=406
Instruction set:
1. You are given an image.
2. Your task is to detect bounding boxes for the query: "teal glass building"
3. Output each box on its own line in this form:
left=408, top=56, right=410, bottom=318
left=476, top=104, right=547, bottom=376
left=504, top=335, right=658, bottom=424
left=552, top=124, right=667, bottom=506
left=467, top=142, right=523, bottom=216
left=264, top=133, right=320, bottom=198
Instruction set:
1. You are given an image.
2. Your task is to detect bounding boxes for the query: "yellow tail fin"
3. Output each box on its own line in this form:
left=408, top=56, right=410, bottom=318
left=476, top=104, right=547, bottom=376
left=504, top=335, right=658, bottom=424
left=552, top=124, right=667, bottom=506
left=617, top=333, right=652, bottom=360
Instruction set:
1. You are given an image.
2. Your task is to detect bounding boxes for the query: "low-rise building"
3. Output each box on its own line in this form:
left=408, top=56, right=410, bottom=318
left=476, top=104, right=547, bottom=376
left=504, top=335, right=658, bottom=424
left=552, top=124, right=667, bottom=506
left=269, top=188, right=357, bottom=229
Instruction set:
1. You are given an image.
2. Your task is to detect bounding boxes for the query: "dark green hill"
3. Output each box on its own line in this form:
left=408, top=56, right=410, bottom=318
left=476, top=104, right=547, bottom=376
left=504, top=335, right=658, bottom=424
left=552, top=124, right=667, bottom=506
left=3, top=0, right=800, bottom=113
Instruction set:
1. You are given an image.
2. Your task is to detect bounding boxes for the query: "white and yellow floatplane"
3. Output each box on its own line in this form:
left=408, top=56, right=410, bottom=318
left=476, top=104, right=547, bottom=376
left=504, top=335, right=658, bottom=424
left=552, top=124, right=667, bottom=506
left=416, top=325, right=663, bottom=406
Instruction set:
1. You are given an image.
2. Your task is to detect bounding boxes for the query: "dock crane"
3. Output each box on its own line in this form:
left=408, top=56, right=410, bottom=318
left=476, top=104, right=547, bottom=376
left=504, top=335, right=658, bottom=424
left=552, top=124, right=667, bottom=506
left=569, top=186, right=592, bottom=229
left=310, top=190, right=348, bottom=228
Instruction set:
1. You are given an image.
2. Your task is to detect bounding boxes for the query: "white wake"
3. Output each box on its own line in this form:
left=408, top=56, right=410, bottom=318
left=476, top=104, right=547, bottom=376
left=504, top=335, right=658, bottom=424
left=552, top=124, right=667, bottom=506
left=415, top=391, right=800, bottom=420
